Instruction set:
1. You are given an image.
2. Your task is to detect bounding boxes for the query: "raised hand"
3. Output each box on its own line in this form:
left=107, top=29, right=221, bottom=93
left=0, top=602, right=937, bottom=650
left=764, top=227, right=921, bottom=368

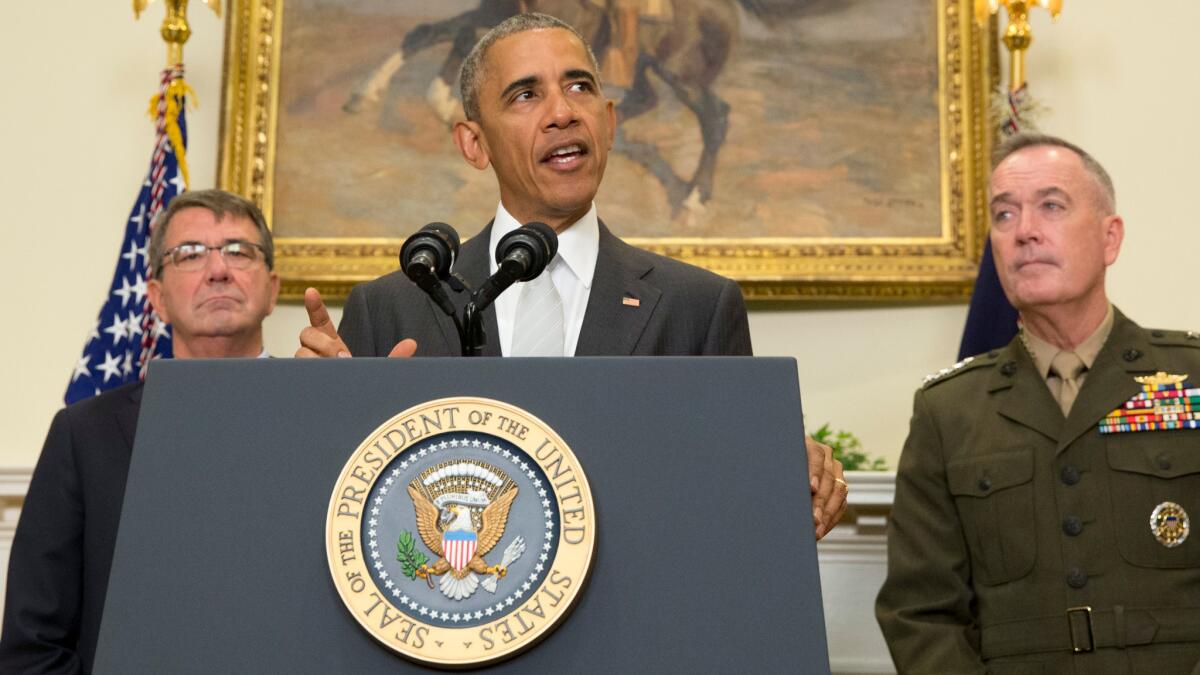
left=296, top=287, right=418, bottom=358
left=295, top=288, right=352, bottom=358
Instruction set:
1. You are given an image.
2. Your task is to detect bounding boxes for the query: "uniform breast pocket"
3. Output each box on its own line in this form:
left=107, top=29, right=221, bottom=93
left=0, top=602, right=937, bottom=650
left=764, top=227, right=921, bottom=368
left=947, top=448, right=1037, bottom=586
left=1106, top=433, right=1200, bottom=568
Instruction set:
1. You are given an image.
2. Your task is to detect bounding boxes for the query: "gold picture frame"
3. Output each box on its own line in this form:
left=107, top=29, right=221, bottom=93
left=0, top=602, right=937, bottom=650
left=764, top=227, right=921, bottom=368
left=219, top=0, right=996, bottom=301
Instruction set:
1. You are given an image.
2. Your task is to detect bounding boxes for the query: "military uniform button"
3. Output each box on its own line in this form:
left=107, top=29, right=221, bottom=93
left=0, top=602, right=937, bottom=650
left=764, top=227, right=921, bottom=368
left=1066, top=568, right=1088, bottom=588
left=978, top=478, right=992, bottom=492
left=1060, top=466, right=1081, bottom=485
left=1000, top=361, right=1018, bottom=376
left=1157, top=455, right=1172, bottom=471
left=1123, top=349, right=1143, bottom=362
left=1062, top=516, right=1083, bottom=536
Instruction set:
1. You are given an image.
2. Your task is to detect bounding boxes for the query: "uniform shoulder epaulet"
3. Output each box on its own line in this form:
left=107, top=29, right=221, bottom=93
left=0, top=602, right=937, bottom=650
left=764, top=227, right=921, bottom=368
left=921, top=352, right=999, bottom=389
left=1147, top=328, right=1200, bottom=349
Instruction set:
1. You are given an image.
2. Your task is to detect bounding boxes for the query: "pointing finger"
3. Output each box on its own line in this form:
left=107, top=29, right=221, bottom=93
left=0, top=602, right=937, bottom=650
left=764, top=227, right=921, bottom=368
left=304, top=287, right=338, bottom=338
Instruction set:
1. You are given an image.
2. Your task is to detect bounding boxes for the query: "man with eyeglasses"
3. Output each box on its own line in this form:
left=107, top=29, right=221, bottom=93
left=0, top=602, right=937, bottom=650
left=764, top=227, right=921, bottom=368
left=144, top=191, right=280, bottom=359
left=0, top=189, right=279, bottom=673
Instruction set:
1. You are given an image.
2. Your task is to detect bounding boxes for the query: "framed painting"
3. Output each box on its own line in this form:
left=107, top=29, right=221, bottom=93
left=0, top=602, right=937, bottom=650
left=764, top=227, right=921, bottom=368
left=219, top=0, right=996, bottom=301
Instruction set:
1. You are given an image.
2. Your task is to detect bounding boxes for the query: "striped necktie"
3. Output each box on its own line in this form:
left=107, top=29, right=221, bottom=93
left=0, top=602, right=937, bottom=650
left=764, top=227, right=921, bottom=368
left=510, top=266, right=564, bottom=357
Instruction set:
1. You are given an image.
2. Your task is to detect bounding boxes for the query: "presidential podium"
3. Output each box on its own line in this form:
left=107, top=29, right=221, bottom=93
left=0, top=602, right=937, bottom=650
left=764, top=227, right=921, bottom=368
left=93, top=357, right=830, bottom=673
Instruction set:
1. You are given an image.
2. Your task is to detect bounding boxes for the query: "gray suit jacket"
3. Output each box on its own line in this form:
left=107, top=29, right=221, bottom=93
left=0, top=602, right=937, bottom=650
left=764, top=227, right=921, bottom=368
left=339, top=222, right=752, bottom=357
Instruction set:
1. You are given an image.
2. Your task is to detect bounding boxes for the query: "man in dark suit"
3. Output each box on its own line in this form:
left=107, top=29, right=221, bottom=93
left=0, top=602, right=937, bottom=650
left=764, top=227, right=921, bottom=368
left=296, top=13, right=848, bottom=535
left=299, top=12, right=749, bottom=361
left=332, top=222, right=748, bottom=358
left=0, top=189, right=280, bottom=674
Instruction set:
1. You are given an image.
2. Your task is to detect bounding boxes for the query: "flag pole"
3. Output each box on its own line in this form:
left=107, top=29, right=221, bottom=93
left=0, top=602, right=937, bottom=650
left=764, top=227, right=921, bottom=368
left=133, top=0, right=222, bottom=67
left=61, top=1, right=221, bottom=403
left=956, top=1, right=1065, bottom=361
left=974, top=0, right=1064, bottom=93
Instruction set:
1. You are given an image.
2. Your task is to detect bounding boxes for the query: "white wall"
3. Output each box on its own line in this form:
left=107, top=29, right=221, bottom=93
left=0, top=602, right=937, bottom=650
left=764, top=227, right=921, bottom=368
left=2, top=5, right=224, bottom=469
left=2, top=2, right=1198, bottom=469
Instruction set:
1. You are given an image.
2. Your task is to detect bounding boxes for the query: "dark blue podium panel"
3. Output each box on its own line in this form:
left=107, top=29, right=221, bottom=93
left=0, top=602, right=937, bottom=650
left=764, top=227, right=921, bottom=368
left=94, top=357, right=828, bottom=673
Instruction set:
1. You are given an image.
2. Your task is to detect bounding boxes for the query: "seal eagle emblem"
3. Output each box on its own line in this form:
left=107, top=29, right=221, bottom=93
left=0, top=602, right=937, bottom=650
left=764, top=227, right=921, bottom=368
left=405, top=461, right=527, bottom=600
left=326, top=398, right=595, bottom=668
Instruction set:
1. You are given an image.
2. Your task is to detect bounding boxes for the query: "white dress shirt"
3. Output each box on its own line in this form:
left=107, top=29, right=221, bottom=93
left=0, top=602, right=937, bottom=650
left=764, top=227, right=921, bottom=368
left=489, top=202, right=599, bottom=356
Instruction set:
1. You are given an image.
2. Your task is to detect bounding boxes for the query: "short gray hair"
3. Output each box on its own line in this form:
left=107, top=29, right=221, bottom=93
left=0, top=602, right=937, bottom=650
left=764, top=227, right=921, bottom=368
left=149, top=189, right=275, bottom=277
left=459, top=13, right=601, bottom=123
left=993, top=133, right=1117, bottom=213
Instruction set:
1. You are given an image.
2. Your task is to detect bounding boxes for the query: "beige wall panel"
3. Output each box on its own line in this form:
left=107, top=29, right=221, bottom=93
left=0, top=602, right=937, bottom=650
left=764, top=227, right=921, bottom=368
left=3, top=2, right=1198, bottom=471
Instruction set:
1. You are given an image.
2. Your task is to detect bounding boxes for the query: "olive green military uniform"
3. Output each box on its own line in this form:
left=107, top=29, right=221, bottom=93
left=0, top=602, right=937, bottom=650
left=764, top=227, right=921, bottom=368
left=877, top=308, right=1200, bottom=674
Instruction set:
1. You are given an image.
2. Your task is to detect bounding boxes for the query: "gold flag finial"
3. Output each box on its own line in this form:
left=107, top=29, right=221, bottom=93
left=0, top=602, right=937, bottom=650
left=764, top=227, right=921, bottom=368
left=133, top=0, right=222, bottom=66
left=974, top=0, right=1063, bottom=91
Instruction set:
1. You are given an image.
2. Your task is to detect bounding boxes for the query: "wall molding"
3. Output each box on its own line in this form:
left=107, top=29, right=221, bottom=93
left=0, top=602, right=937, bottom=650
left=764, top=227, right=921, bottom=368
left=0, top=467, right=31, bottom=500
left=817, top=471, right=896, bottom=674
left=0, top=467, right=32, bottom=623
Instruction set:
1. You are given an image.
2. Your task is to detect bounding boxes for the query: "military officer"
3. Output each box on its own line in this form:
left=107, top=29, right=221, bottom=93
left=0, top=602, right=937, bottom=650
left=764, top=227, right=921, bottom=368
left=876, top=133, right=1200, bottom=673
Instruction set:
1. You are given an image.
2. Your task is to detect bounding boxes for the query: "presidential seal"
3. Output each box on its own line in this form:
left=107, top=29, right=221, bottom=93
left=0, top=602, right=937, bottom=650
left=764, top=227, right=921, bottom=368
left=326, top=398, right=595, bottom=667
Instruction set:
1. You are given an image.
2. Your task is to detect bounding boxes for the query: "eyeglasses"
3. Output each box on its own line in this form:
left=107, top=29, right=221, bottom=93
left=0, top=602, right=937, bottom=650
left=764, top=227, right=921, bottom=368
left=160, top=240, right=267, bottom=272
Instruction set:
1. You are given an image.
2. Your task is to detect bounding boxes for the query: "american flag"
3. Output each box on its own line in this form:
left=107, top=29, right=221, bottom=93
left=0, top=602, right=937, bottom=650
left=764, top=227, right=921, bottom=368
left=64, top=66, right=189, bottom=404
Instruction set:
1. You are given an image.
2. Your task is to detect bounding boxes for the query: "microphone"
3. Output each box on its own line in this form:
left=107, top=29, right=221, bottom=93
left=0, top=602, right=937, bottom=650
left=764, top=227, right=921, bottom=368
left=399, top=222, right=460, bottom=316
left=401, top=222, right=459, bottom=280
left=476, top=222, right=558, bottom=309
left=497, top=221, right=558, bottom=281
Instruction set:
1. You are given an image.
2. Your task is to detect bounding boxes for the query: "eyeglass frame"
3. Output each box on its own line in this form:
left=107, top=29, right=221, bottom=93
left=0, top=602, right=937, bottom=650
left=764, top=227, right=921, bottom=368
left=158, top=239, right=270, bottom=274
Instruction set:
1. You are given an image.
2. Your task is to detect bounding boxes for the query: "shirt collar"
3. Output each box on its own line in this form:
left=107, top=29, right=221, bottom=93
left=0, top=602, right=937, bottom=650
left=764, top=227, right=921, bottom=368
left=1075, top=303, right=1115, bottom=369
left=488, top=202, right=599, bottom=288
left=1021, top=304, right=1115, bottom=378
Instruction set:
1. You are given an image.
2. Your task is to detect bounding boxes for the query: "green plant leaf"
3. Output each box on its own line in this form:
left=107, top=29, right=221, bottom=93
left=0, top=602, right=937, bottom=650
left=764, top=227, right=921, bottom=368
left=807, top=420, right=886, bottom=471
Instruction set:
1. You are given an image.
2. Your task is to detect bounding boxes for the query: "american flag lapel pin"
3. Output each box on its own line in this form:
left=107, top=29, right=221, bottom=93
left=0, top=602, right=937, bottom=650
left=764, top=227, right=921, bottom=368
left=622, top=296, right=640, bottom=307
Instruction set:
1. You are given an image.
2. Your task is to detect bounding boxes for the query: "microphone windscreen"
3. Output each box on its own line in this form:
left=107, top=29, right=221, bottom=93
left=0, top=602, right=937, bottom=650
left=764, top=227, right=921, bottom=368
left=399, top=222, right=460, bottom=280
left=521, top=221, right=558, bottom=260
left=423, top=222, right=460, bottom=254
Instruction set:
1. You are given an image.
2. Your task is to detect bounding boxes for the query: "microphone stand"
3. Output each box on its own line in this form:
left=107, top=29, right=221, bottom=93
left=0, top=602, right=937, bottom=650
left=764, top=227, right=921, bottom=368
left=461, top=301, right=485, bottom=357
left=407, top=222, right=554, bottom=357
left=453, top=255, right=528, bottom=357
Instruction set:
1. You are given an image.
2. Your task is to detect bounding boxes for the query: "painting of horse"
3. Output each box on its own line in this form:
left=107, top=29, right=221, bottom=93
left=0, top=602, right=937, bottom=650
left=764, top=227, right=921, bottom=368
left=270, top=0, right=941, bottom=243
